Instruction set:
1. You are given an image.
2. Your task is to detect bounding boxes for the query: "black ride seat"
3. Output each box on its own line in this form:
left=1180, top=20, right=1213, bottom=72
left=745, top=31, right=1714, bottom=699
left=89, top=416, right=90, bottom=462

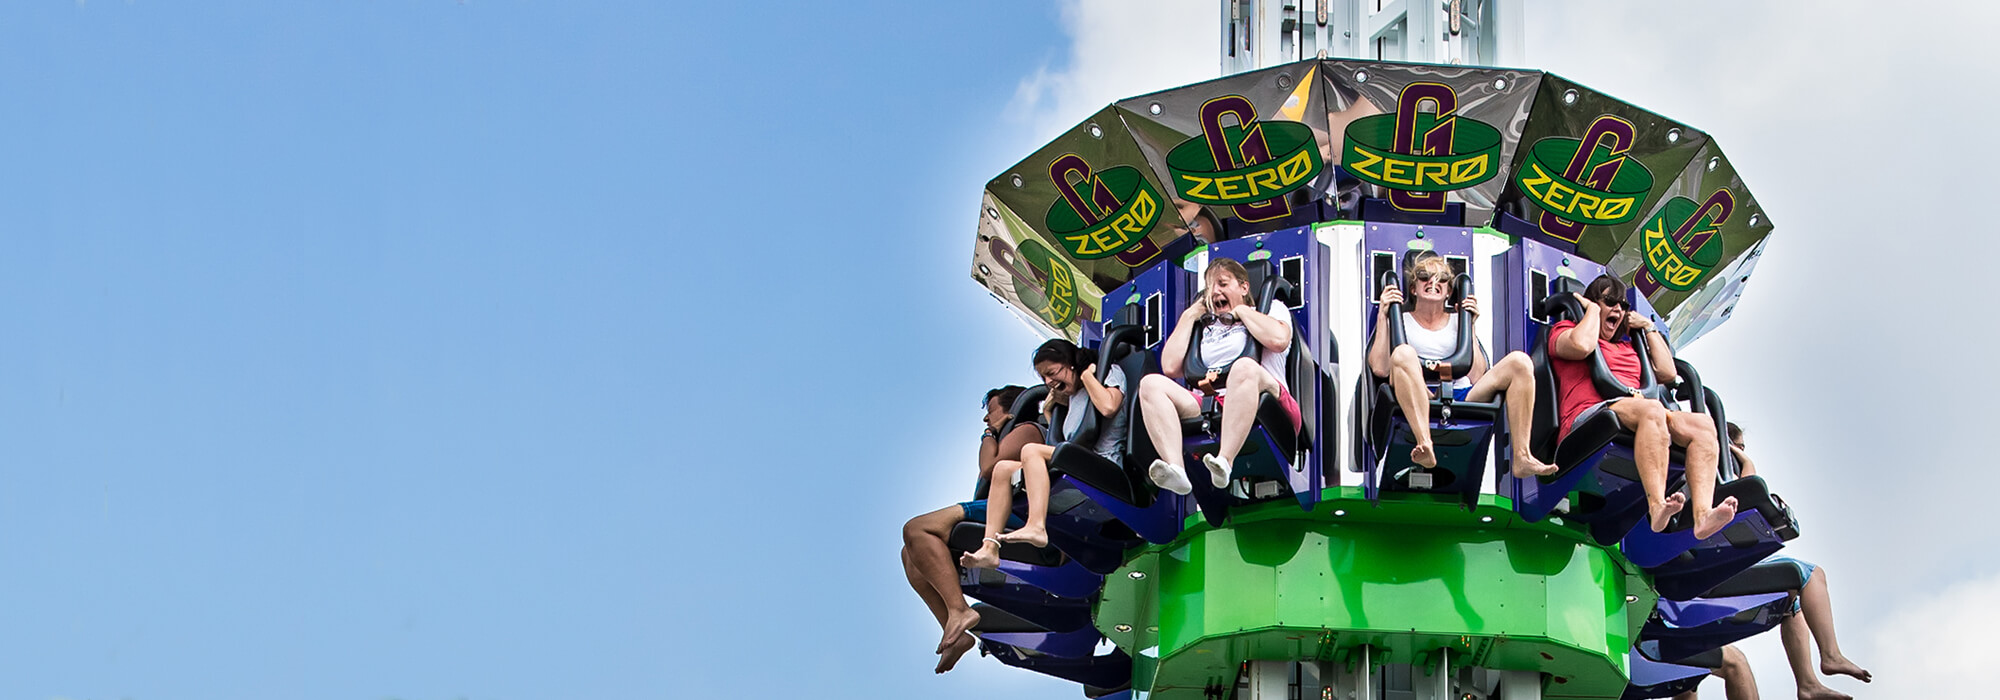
left=1175, top=259, right=1325, bottom=524
left=1515, top=277, right=1691, bottom=545
left=1632, top=383, right=1801, bottom=601
left=1358, top=250, right=1503, bottom=506
left=1049, top=304, right=1161, bottom=509
left=1024, top=303, right=1192, bottom=547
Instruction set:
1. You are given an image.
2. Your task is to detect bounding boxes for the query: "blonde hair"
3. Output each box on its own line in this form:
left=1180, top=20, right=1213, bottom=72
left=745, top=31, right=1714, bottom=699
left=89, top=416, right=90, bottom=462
left=1407, top=252, right=1454, bottom=294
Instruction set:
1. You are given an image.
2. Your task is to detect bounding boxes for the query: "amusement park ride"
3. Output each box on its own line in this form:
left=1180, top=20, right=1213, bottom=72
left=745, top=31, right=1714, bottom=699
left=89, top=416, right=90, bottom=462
left=951, top=2, right=1796, bottom=697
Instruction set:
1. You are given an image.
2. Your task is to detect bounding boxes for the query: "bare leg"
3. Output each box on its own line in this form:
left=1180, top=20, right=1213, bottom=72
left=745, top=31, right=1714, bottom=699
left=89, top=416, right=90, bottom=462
left=1783, top=607, right=1852, bottom=700
left=1386, top=345, right=1436, bottom=468
left=1607, top=398, right=1685, bottom=532
left=1798, top=568, right=1870, bottom=682
left=1138, top=374, right=1201, bottom=468
left=902, top=547, right=947, bottom=627
left=1669, top=411, right=1737, bottom=539
left=1716, top=644, right=1760, bottom=700
left=958, top=461, right=1022, bottom=570
left=1140, top=374, right=1203, bottom=493
left=1466, top=352, right=1556, bottom=477
left=902, top=506, right=978, bottom=653
left=997, top=444, right=1054, bottom=547
left=1215, top=357, right=1282, bottom=463
left=1205, top=358, right=1283, bottom=488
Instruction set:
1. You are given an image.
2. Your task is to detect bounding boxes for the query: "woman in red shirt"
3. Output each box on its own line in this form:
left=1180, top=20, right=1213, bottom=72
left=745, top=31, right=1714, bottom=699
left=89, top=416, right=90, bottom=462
left=1548, top=275, right=1737, bottom=538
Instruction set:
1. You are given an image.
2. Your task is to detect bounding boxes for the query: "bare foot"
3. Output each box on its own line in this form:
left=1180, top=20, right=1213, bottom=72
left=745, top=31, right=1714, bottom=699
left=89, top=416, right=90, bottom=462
left=1648, top=492, right=1687, bottom=533
left=1821, top=656, right=1872, bottom=683
left=958, top=541, right=1000, bottom=570
left=1797, top=684, right=1851, bottom=700
left=997, top=525, right=1048, bottom=548
left=1510, top=452, right=1558, bottom=478
left=935, top=632, right=976, bottom=673
left=1410, top=441, right=1437, bottom=469
left=938, top=607, right=981, bottom=653
left=1691, top=496, right=1740, bottom=540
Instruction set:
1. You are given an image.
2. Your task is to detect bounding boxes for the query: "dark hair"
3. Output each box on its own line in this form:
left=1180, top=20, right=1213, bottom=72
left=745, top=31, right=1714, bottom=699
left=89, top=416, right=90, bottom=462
left=1582, top=274, right=1628, bottom=306
left=1726, top=421, right=1743, bottom=445
left=1582, top=274, right=1632, bottom=341
left=984, top=385, right=1027, bottom=411
left=1193, top=208, right=1224, bottom=243
left=1031, top=338, right=1090, bottom=374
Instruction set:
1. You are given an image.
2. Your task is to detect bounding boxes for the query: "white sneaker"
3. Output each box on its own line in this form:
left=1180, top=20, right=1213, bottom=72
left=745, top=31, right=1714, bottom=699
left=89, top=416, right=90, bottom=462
left=1149, top=459, right=1193, bottom=495
left=1202, top=453, right=1233, bottom=488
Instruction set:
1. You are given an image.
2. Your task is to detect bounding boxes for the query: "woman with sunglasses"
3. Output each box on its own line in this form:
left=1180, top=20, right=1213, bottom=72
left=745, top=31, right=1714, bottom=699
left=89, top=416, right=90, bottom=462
left=1367, top=252, right=1557, bottom=478
left=1550, top=274, right=1737, bottom=538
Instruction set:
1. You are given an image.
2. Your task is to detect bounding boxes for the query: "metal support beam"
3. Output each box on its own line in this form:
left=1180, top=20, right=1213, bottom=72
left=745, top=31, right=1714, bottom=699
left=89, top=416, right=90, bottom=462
left=1498, top=670, right=1543, bottom=700
left=1246, top=660, right=1291, bottom=700
left=1412, top=648, right=1451, bottom=700
left=1232, top=0, right=1520, bottom=68
left=1329, top=646, right=1375, bottom=700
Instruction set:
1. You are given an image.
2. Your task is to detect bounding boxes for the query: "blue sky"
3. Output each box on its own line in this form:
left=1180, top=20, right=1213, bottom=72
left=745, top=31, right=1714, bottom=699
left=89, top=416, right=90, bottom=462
left=0, top=2, right=1075, bottom=698
left=4, top=2, right=1997, bottom=699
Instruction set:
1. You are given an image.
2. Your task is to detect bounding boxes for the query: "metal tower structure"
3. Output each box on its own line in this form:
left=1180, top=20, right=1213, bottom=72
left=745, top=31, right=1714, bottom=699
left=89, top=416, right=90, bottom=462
left=1222, top=0, right=1526, bottom=74
left=952, top=4, right=1790, bottom=699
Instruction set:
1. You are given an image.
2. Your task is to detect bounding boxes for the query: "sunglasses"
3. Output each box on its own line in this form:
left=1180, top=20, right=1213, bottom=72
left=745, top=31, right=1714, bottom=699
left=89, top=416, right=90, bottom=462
left=1598, top=297, right=1628, bottom=311
left=1411, top=269, right=1454, bottom=284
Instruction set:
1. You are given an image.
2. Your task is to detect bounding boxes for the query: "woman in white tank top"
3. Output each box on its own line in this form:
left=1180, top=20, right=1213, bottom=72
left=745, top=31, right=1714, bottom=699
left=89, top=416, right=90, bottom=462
left=1364, top=253, right=1557, bottom=478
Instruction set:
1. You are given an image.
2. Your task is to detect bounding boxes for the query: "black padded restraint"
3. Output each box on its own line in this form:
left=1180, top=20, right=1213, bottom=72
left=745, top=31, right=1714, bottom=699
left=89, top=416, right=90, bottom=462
left=1545, top=277, right=1671, bottom=403
left=1383, top=251, right=1479, bottom=389
left=1183, top=261, right=1287, bottom=383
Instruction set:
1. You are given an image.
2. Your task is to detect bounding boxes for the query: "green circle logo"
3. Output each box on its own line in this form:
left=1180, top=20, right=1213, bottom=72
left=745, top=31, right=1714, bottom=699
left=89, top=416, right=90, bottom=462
left=1011, top=238, right=1081, bottom=327
left=1166, top=120, right=1322, bottom=206
left=1044, top=165, right=1165, bottom=260
left=1340, top=113, right=1503, bottom=193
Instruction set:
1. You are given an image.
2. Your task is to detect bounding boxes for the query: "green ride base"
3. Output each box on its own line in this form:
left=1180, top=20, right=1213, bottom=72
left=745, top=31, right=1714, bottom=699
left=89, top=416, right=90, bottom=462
left=1095, top=488, right=1656, bottom=699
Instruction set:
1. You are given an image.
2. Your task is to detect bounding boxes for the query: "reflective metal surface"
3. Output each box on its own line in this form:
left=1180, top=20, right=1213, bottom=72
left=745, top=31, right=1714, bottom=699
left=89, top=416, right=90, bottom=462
left=970, top=58, right=1775, bottom=333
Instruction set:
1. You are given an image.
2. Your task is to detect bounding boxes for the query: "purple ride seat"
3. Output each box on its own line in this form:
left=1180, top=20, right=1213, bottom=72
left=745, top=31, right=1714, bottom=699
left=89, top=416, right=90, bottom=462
left=1046, top=306, right=1189, bottom=546
left=1636, top=559, right=1810, bottom=663
left=1515, top=278, right=1693, bottom=548
left=1174, top=262, right=1324, bottom=526
left=1622, top=646, right=1725, bottom=699
left=1357, top=261, right=1501, bottom=508
left=981, top=640, right=1133, bottom=689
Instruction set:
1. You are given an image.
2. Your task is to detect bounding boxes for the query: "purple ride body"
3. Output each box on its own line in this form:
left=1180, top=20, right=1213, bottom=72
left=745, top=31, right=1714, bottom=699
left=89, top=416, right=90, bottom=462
left=1355, top=221, right=1498, bottom=506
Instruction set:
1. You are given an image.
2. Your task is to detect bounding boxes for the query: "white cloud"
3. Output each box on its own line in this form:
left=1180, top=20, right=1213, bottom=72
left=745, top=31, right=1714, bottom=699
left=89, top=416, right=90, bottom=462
left=1856, top=570, right=2000, bottom=697
left=991, top=1, right=2000, bottom=694
left=1004, top=0, right=1218, bottom=143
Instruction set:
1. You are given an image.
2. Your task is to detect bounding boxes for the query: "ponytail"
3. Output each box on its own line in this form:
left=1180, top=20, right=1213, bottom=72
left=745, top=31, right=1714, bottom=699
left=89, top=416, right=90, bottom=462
left=1031, top=338, right=1089, bottom=375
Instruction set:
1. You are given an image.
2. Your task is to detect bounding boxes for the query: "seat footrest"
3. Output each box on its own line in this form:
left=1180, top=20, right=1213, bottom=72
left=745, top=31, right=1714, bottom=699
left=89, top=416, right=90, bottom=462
left=948, top=521, right=1063, bottom=568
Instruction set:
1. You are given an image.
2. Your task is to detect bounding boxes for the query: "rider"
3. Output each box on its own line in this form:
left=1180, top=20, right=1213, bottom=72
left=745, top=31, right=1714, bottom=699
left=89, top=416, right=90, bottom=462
left=1726, top=422, right=1872, bottom=700
left=1550, top=274, right=1737, bottom=538
left=1365, top=251, right=1557, bottom=478
left=1671, top=426, right=1872, bottom=700
left=1672, top=644, right=1758, bottom=700
left=958, top=339, right=1127, bottom=569
left=898, top=385, right=1044, bottom=673
left=1139, top=257, right=1300, bottom=494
